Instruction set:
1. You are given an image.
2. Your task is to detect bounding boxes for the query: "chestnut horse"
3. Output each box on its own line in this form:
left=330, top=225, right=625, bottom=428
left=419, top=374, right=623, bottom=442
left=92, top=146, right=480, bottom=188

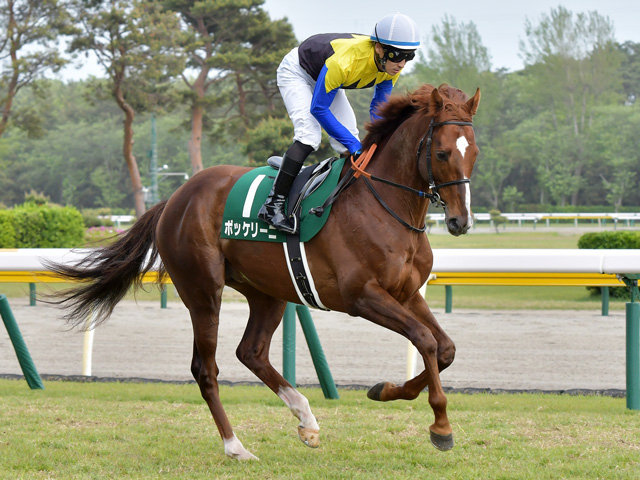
left=48, top=83, right=480, bottom=460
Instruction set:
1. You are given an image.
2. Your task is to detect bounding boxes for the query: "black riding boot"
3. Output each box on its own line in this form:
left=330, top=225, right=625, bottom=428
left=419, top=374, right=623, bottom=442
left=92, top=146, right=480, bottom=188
left=258, top=141, right=312, bottom=234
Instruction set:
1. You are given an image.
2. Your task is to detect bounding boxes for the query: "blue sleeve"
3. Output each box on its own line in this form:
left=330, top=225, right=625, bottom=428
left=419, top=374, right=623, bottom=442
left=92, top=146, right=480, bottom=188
left=310, top=65, right=362, bottom=154
left=370, top=80, right=393, bottom=121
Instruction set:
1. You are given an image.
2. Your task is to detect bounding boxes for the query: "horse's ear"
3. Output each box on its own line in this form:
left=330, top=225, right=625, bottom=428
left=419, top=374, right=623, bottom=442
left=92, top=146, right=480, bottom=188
left=430, top=88, right=444, bottom=112
left=466, top=88, right=481, bottom=116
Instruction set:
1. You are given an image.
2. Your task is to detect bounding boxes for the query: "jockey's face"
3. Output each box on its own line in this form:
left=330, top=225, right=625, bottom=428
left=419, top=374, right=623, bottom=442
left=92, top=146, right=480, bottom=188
left=374, top=43, right=415, bottom=76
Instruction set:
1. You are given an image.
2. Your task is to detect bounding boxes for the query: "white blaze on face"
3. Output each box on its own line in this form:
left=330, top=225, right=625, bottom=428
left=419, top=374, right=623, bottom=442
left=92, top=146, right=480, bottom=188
left=456, top=135, right=469, bottom=158
left=465, top=180, right=473, bottom=227
left=456, top=135, right=472, bottom=226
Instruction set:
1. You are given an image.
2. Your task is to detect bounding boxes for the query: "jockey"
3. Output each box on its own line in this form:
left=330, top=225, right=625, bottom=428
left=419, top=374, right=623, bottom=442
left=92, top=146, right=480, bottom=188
left=258, top=13, right=420, bottom=234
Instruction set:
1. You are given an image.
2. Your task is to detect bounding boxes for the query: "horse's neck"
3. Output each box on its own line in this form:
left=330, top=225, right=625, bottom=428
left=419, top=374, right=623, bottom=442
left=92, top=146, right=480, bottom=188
left=368, top=132, right=430, bottom=229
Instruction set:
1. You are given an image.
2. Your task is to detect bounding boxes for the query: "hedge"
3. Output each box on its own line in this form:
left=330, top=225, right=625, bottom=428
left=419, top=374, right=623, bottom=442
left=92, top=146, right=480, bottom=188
left=0, top=210, right=16, bottom=248
left=578, top=231, right=640, bottom=298
left=577, top=231, right=640, bottom=250
left=1, top=203, right=85, bottom=248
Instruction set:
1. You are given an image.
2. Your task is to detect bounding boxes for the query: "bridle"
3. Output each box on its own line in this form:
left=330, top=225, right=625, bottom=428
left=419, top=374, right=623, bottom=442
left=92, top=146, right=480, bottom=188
left=416, top=118, right=474, bottom=209
left=310, top=118, right=475, bottom=233
left=357, top=118, right=474, bottom=232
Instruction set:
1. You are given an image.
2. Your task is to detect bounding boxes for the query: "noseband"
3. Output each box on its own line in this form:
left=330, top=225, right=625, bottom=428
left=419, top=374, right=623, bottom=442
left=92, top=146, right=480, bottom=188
left=416, top=118, right=474, bottom=208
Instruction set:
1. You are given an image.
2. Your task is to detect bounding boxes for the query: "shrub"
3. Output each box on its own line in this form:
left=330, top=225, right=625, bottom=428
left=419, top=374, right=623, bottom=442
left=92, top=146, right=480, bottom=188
left=0, top=209, right=16, bottom=248
left=489, top=209, right=507, bottom=233
left=82, top=208, right=114, bottom=228
left=577, top=231, right=640, bottom=249
left=578, top=231, right=640, bottom=298
left=12, top=202, right=85, bottom=248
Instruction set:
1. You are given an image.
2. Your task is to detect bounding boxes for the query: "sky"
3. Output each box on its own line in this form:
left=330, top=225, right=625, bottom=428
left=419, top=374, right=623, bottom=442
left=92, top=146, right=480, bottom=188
left=262, top=0, right=639, bottom=72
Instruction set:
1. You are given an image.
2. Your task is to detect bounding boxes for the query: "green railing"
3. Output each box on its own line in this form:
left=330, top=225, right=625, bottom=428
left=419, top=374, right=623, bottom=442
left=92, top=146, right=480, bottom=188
left=0, top=294, right=44, bottom=389
left=282, top=303, right=339, bottom=400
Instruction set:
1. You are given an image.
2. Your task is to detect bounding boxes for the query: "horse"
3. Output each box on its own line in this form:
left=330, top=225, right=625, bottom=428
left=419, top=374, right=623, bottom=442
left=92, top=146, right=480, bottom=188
left=47, top=83, right=480, bottom=460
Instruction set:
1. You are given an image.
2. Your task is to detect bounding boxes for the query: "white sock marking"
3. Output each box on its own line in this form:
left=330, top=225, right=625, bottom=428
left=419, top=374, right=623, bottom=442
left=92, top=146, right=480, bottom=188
left=278, top=386, right=319, bottom=431
left=223, top=433, right=258, bottom=460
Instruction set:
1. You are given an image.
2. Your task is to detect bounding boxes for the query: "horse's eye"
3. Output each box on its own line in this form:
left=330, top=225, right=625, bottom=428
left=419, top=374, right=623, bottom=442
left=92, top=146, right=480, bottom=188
left=435, top=151, right=448, bottom=162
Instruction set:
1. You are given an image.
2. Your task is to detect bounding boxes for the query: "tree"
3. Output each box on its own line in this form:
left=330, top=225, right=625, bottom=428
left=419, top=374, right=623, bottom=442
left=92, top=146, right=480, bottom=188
left=505, top=112, right=582, bottom=207
left=242, top=116, right=292, bottom=167
left=588, top=105, right=640, bottom=211
left=474, top=144, right=513, bottom=209
left=619, top=41, right=640, bottom=105
left=414, top=14, right=491, bottom=95
left=502, top=186, right=524, bottom=212
left=519, top=6, right=624, bottom=205
left=600, top=158, right=637, bottom=212
left=69, top=0, right=185, bottom=216
left=242, top=116, right=336, bottom=166
left=0, top=0, right=73, bottom=137
left=162, top=0, right=296, bottom=173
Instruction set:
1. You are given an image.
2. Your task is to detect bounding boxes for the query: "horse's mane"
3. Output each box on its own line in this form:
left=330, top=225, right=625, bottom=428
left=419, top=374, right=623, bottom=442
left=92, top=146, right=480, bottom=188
left=362, top=83, right=472, bottom=151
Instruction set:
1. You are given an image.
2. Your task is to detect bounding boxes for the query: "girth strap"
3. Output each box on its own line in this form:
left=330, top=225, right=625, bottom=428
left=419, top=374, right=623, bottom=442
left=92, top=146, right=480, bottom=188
left=283, top=235, right=329, bottom=310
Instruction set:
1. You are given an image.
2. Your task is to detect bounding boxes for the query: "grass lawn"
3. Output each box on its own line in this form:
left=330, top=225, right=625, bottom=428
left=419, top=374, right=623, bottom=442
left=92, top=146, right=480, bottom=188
left=1, top=379, right=638, bottom=479
left=427, top=230, right=584, bottom=249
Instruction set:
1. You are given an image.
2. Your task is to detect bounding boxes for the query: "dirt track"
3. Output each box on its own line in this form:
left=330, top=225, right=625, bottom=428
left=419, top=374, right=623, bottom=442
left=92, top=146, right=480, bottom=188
left=0, top=295, right=628, bottom=392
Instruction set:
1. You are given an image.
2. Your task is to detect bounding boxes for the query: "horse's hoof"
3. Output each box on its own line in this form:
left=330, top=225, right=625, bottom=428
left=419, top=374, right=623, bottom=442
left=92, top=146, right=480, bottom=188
left=430, top=430, right=454, bottom=451
left=237, top=451, right=259, bottom=461
left=367, top=382, right=393, bottom=401
left=298, top=426, right=320, bottom=448
left=224, top=435, right=259, bottom=460
left=225, top=448, right=259, bottom=461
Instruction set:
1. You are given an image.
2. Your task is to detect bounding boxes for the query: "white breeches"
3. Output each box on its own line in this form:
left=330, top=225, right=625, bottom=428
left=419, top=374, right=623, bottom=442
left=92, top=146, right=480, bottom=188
left=277, top=47, right=359, bottom=154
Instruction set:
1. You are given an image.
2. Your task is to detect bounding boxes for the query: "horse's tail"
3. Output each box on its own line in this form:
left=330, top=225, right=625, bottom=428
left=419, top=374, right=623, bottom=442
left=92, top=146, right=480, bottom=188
left=45, top=201, right=168, bottom=329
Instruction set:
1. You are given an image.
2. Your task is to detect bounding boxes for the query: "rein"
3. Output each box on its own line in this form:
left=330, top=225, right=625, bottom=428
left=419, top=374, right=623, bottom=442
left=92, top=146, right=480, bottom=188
left=350, top=147, right=431, bottom=232
left=350, top=118, right=474, bottom=232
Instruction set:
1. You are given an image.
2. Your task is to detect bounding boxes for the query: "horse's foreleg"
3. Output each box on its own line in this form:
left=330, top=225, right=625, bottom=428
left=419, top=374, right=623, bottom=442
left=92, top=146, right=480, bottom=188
left=235, top=292, right=320, bottom=448
left=354, top=285, right=454, bottom=450
left=408, top=292, right=456, bottom=372
left=190, top=309, right=258, bottom=460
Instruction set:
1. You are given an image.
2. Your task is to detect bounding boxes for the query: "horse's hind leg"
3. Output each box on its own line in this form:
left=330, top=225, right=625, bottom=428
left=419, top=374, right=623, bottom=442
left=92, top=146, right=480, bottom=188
left=164, top=253, right=257, bottom=459
left=233, top=287, right=320, bottom=448
left=189, top=307, right=258, bottom=460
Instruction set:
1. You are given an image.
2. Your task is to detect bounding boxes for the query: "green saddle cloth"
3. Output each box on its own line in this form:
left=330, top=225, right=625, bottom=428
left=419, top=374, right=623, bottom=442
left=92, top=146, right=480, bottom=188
left=221, top=158, right=346, bottom=243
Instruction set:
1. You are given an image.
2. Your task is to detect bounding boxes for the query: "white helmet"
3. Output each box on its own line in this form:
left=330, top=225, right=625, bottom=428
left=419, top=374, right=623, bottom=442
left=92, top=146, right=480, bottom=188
left=371, top=13, right=420, bottom=49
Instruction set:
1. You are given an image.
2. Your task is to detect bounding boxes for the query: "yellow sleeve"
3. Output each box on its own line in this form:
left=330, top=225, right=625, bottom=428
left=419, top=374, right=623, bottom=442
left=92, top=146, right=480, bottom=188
left=323, top=57, right=348, bottom=93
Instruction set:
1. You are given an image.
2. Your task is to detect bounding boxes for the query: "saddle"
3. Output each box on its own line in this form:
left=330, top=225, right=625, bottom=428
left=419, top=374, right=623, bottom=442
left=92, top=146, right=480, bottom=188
left=267, top=155, right=339, bottom=220
left=221, top=156, right=347, bottom=310
left=221, top=156, right=346, bottom=244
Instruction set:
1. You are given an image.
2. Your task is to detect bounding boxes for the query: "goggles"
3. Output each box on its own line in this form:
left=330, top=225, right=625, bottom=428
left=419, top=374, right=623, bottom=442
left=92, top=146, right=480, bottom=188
left=384, top=47, right=416, bottom=63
